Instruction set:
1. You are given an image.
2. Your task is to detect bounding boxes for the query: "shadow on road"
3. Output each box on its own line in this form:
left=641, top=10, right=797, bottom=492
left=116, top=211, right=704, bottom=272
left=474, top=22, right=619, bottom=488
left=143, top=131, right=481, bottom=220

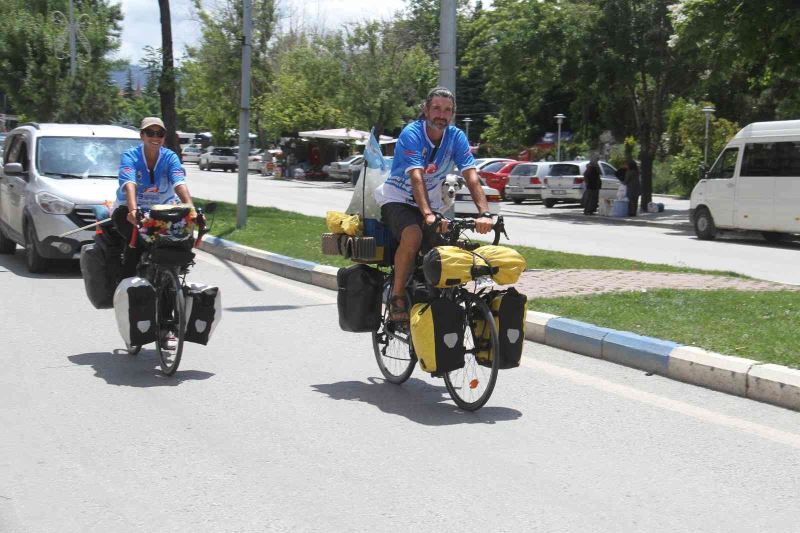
left=226, top=303, right=335, bottom=313
left=0, top=251, right=81, bottom=279
left=68, top=350, right=214, bottom=387
left=311, top=377, right=522, bottom=426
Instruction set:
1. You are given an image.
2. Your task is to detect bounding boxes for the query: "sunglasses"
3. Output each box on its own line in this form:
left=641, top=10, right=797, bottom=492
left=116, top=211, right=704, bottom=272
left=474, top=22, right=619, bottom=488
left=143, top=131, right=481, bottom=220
left=143, top=128, right=166, bottom=138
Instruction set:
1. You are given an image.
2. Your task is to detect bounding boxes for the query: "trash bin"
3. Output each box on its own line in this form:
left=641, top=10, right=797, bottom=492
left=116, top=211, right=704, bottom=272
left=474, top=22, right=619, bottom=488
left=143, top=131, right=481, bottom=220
left=611, top=199, right=628, bottom=217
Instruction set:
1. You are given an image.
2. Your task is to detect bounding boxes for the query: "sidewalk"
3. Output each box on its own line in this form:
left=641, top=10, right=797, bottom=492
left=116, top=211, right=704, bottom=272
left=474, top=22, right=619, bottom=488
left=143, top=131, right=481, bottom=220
left=197, top=235, right=800, bottom=413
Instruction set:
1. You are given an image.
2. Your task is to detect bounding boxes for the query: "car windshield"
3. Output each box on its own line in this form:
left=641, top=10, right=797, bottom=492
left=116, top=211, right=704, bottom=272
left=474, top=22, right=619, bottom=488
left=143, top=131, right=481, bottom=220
left=36, top=136, right=140, bottom=178
left=549, top=163, right=581, bottom=176
left=510, top=163, right=537, bottom=176
left=481, top=161, right=507, bottom=173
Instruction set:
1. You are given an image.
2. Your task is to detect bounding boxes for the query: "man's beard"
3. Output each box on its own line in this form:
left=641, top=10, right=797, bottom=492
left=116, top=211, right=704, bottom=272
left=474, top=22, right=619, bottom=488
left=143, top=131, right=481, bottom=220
left=426, top=118, right=448, bottom=132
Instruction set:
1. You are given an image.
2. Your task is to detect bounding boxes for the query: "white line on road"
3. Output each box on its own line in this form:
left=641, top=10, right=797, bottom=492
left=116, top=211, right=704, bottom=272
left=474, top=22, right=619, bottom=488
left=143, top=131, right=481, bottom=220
left=521, top=357, right=800, bottom=450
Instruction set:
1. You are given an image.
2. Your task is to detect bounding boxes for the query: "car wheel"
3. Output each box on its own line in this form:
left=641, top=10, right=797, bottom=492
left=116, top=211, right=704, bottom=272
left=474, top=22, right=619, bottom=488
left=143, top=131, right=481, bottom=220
left=694, top=206, right=717, bottom=240
left=544, top=199, right=557, bottom=208
left=25, top=220, right=49, bottom=273
left=512, top=198, right=523, bottom=205
left=0, top=225, right=16, bottom=254
left=762, top=231, right=788, bottom=243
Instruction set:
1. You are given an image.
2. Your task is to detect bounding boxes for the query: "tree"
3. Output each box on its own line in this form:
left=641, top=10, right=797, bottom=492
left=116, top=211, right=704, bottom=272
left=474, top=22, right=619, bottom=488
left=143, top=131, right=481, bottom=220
left=159, top=0, right=180, bottom=154
left=0, top=0, right=124, bottom=122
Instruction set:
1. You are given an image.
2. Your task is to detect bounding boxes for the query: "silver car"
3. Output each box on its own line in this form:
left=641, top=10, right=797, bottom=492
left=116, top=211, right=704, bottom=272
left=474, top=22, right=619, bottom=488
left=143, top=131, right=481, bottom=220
left=541, top=160, right=621, bottom=208
left=0, top=123, right=141, bottom=272
left=505, top=161, right=555, bottom=204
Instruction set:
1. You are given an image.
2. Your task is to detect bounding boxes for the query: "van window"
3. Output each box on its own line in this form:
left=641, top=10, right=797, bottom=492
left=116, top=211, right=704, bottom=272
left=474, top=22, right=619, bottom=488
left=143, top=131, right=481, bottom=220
left=707, top=148, right=739, bottom=180
left=741, top=141, right=800, bottom=177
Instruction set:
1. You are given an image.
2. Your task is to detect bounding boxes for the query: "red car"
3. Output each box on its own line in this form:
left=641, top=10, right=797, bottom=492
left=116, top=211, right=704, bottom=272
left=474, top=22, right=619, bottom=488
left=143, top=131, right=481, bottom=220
left=478, top=160, right=522, bottom=197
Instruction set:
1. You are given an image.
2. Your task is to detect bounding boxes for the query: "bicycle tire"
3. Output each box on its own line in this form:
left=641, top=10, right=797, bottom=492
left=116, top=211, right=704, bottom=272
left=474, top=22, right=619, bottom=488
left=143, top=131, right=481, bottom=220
left=444, top=297, right=500, bottom=411
left=373, top=280, right=416, bottom=384
left=155, top=268, right=185, bottom=376
left=125, top=343, right=142, bottom=355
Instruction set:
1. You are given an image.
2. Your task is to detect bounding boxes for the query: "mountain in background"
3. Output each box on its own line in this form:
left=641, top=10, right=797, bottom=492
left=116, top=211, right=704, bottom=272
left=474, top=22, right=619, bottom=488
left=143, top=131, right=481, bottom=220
left=109, top=65, right=148, bottom=90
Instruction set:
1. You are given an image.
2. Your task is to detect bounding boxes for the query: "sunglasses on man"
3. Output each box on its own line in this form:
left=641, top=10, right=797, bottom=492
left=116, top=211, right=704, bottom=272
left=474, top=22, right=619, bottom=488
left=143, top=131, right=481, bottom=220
left=143, top=128, right=166, bottom=138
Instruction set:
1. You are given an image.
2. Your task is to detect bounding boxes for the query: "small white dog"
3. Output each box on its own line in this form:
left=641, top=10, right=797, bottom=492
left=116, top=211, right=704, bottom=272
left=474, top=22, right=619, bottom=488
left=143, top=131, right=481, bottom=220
left=440, top=174, right=464, bottom=211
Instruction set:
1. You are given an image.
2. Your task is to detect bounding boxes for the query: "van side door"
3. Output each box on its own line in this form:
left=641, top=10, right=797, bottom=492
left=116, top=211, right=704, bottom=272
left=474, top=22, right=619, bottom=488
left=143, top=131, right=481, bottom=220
left=703, top=147, right=739, bottom=228
left=0, top=133, right=30, bottom=240
left=736, top=142, right=778, bottom=230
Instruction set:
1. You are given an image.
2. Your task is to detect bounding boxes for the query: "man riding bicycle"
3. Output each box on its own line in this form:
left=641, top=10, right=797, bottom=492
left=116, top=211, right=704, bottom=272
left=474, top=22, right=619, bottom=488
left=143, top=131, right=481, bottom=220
left=374, top=87, right=493, bottom=324
left=112, top=117, right=194, bottom=277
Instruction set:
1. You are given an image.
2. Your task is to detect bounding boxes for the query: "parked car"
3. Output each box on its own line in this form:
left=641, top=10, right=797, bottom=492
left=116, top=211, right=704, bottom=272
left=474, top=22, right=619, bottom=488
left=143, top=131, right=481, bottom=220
left=478, top=160, right=522, bottom=198
left=0, top=122, right=141, bottom=272
left=181, top=144, right=202, bottom=164
left=352, top=156, right=393, bottom=185
left=453, top=176, right=503, bottom=216
left=0, top=133, right=7, bottom=159
left=247, top=148, right=265, bottom=172
left=540, top=160, right=620, bottom=208
left=199, top=146, right=237, bottom=172
left=505, top=161, right=555, bottom=203
left=328, top=154, right=363, bottom=182
left=690, top=119, right=800, bottom=241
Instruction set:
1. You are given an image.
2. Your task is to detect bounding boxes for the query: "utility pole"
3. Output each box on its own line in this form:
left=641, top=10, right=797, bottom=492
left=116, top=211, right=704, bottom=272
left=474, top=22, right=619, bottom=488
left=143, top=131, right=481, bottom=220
left=438, top=0, right=456, bottom=95
left=236, top=0, right=253, bottom=229
left=68, top=0, right=76, bottom=76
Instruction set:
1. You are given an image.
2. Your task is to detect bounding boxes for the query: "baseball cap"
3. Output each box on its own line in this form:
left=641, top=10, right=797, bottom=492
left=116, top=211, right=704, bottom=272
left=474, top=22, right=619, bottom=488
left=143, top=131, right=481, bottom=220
left=140, top=117, right=165, bottom=131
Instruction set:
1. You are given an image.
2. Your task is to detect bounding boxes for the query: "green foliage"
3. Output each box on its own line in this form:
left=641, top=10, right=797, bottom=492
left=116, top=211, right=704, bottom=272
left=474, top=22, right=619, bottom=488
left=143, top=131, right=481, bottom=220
left=0, top=0, right=123, bottom=122
left=670, top=145, right=703, bottom=196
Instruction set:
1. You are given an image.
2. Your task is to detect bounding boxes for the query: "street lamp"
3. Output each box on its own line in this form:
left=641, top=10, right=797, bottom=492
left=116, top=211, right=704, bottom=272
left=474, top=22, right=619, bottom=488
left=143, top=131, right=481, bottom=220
left=702, top=105, right=715, bottom=167
left=554, top=113, right=566, bottom=161
left=462, top=117, right=473, bottom=143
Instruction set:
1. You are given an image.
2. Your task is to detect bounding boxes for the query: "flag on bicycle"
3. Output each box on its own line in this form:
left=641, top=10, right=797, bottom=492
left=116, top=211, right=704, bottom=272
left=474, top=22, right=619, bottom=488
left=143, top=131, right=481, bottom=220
left=363, top=128, right=386, bottom=171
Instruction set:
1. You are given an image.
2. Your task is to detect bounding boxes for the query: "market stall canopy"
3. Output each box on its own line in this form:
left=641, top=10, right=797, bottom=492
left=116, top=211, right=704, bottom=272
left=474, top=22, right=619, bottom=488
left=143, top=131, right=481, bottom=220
left=299, top=128, right=396, bottom=145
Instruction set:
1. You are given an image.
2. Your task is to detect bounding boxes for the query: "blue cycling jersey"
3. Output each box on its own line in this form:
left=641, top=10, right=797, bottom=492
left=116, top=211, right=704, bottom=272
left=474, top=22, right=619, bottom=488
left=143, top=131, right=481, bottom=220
left=114, top=145, right=186, bottom=209
left=375, top=119, right=475, bottom=210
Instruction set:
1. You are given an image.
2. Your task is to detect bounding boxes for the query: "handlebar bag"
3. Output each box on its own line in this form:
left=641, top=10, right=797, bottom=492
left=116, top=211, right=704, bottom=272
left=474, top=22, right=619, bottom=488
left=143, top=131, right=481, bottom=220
left=473, top=245, right=527, bottom=286
left=113, top=277, right=158, bottom=346
left=474, top=287, right=527, bottom=369
left=422, top=246, right=491, bottom=288
left=336, top=264, right=383, bottom=332
left=183, top=282, right=222, bottom=345
left=410, top=298, right=466, bottom=375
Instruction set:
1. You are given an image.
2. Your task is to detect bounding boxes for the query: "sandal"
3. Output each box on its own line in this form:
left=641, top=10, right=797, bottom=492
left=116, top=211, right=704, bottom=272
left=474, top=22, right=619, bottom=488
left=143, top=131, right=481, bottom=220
left=388, top=294, right=409, bottom=324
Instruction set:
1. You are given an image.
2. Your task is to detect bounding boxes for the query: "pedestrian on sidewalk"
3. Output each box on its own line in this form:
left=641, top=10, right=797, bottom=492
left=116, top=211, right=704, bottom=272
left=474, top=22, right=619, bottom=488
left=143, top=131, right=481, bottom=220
left=583, top=155, right=601, bottom=215
left=625, top=159, right=640, bottom=216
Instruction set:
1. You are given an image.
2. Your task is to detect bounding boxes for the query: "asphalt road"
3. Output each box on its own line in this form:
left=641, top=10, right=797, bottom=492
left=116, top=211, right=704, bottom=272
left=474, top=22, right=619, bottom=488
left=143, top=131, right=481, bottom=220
left=184, top=167, right=800, bottom=285
left=2, top=249, right=800, bottom=532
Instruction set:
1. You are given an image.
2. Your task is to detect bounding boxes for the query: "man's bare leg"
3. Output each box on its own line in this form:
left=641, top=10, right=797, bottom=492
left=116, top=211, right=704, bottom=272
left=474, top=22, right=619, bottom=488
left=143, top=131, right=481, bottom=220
left=390, top=225, right=422, bottom=320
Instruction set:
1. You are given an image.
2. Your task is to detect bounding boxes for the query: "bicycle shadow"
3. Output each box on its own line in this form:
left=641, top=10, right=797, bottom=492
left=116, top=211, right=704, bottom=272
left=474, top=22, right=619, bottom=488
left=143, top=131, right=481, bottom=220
left=68, top=350, right=214, bottom=387
left=311, top=377, right=522, bottom=426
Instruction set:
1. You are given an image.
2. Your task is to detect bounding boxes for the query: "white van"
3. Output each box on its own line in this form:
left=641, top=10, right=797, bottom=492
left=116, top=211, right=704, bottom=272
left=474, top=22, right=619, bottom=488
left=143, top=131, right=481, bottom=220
left=689, top=120, right=800, bottom=241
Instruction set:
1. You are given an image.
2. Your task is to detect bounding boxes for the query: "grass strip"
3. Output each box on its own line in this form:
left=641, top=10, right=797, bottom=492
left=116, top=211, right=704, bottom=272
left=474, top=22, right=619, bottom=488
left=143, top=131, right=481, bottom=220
left=196, top=199, right=741, bottom=276
left=530, top=289, right=800, bottom=368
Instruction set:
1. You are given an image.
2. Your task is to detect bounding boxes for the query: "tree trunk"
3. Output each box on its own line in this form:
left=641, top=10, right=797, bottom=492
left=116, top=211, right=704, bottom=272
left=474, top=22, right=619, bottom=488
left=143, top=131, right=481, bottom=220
left=158, top=0, right=180, bottom=158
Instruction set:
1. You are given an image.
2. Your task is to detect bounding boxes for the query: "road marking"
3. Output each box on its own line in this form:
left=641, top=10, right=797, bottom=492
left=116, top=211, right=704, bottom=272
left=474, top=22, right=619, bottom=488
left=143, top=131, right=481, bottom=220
left=521, top=357, right=800, bottom=450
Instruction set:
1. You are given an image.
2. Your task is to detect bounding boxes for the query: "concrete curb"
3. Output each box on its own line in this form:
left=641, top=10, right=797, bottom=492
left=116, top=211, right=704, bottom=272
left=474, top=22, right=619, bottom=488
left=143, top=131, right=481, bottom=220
left=500, top=209, right=692, bottom=231
left=198, top=235, right=799, bottom=413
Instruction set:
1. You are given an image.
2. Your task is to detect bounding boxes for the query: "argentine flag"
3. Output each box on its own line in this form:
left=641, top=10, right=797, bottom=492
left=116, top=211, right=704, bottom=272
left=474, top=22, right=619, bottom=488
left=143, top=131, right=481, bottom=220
left=363, top=127, right=386, bottom=171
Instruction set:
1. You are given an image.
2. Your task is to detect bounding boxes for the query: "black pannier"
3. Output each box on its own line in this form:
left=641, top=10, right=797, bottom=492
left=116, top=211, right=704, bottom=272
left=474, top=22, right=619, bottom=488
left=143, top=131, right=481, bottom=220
left=183, top=283, right=222, bottom=345
left=337, top=264, right=383, bottom=332
left=410, top=297, right=466, bottom=375
left=113, top=277, right=158, bottom=346
left=80, top=230, right=125, bottom=309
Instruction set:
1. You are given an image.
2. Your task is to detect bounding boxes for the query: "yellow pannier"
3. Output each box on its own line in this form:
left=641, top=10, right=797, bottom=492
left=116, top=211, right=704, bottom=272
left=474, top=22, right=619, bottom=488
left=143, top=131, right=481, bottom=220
left=410, top=298, right=466, bottom=374
left=474, top=287, right=527, bottom=369
left=473, top=245, right=527, bottom=285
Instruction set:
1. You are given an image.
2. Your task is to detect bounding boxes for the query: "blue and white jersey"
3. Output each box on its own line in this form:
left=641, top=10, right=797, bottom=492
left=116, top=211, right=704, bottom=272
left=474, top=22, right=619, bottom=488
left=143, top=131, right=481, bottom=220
left=375, top=119, right=475, bottom=210
left=114, top=145, right=186, bottom=209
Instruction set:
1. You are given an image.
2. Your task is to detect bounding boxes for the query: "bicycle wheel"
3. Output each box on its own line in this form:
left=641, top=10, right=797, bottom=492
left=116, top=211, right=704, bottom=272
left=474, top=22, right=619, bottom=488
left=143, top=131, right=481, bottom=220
left=373, top=280, right=416, bottom=384
left=155, top=268, right=185, bottom=375
left=444, top=298, right=500, bottom=411
left=125, top=343, right=142, bottom=355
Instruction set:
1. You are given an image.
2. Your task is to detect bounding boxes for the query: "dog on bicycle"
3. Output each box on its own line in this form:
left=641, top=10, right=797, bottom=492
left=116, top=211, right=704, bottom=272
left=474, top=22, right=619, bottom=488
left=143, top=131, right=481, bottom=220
left=440, top=174, right=463, bottom=211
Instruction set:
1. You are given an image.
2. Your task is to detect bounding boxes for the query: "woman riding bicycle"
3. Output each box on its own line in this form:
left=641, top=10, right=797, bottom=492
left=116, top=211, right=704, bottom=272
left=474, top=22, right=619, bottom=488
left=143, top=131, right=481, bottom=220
left=112, top=117, right=195, bottom=278
left=373, top=87, right=493, bottom=325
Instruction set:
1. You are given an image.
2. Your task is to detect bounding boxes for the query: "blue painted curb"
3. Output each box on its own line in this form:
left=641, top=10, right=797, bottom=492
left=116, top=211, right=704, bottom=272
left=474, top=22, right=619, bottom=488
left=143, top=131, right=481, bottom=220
left=602, top=331, right=677, bottom=375
left=545, top=318, right=615, bottom=358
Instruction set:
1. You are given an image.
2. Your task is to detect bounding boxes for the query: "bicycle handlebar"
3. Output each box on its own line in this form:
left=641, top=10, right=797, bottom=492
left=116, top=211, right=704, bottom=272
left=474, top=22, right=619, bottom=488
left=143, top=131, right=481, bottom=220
left=130, top=204, right=213, bottom=249
left=431, top=214, right=508, bottom=246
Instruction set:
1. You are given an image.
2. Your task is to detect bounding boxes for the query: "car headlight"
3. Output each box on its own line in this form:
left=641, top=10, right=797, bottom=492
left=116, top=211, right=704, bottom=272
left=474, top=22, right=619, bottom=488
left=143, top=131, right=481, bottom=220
left=35, top=191, right=75, bottom=214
